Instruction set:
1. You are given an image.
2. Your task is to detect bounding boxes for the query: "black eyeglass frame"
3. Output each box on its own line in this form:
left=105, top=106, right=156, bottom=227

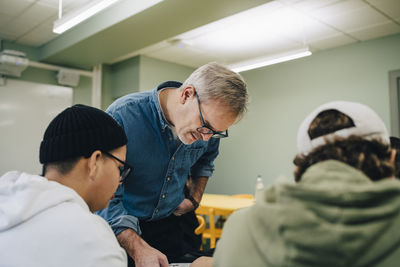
left=101, top=150, right=132, bottom=182
left=195, top=93, right=229, bottom=138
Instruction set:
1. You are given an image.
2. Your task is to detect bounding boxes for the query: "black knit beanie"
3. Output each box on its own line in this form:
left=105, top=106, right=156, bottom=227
left=39, top=104, right=127, bottom=164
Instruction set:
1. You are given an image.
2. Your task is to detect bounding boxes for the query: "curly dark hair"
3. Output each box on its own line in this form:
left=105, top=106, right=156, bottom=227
left=294, top=109, right=393, bottom=182
left=390, top=136, right=400, bottom=179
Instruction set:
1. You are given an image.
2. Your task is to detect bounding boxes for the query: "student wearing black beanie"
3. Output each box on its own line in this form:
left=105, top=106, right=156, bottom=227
left=0, top=104, right=129, bottom=267
left=40, top=104, right=127, bottom=165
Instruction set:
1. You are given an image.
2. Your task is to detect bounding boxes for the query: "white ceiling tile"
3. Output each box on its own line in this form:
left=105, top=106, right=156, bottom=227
left=22, top=2, right=57, bottom=24
left=17, top=19, right=58, bottom=47
left=62, top=0, right=98, bottom=15
left=38, top=0, right=92, bottom=12
left=309, top=33, right=356, bottom=50
left=63, top=0, right=91, bottom=7
left=310, top=0, right=366, bottom=16
left=17, top=33, right=57, bottom=47
left=0, top=22, right=30, bottom=38
left=0, top=1, right=57, bottom=41
left=0, top=0, right=35, bottom=15
left=366, top=0, right=400, bottom=22
left=145, top=45, right=218, bottom=68
left=38, top=0, right=61, bottom=8
left=178, top=1, right=284, bottom=41
left=277, top=0, right=304, bottom=5
left=314, top=4, right=391, bottom=33
left=3, top=2, right=56, bottom=41
left=348, top=21, right=400, bottom=41
left=0, top=12, right=13, bottom=28
left=178, top=4, right=315, bottom=61
left=276, top=15, right=341, bottom=43
left=38, top=32, right=59, bottom=45
left=292, top=0, right=344, bottom=12
left=186, top=29, right=303, bottom=63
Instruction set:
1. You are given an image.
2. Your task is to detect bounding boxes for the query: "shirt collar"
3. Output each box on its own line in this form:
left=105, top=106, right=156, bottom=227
left=152, top=81, right=182, bottom=131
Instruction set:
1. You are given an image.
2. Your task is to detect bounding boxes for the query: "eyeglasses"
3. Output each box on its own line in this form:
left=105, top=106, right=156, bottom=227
left=195, top=93, right=228, bottom=138
left=101, top=150, right=132, bottom=182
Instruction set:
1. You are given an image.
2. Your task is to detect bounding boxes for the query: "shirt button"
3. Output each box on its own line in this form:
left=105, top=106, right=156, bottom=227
left=155, top=209, right=159, bottom=213
left=167, top=177, right=171, bottom=181
left=162, top=194, right=166, bottom=199
left=171, top=156, right=175, bottom=161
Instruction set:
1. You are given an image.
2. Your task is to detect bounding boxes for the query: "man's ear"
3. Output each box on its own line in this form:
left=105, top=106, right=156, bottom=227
left=180, top=86, right=196, bottom=104
left=87, top=150, right=102, bottom=181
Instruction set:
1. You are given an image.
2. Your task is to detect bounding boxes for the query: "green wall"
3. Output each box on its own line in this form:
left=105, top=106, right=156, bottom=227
left=101, top=55, right=195, bottom=109
left=207, top=33, right=400, bottom=195
left=109, top=56, right=140, bottom=99
left=139, top=55, right=195, bottom=91
left=101, top=64, right=114, bottom=110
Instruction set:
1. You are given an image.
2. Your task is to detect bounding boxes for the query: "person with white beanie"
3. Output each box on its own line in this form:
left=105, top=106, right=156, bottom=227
left=211, top=101, right=400, bottom=267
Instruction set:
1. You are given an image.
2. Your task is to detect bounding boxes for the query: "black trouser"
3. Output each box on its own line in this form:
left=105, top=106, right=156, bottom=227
left=141, top=214, right=185, bottom=262
left=127, top=211, right=207, bottom=266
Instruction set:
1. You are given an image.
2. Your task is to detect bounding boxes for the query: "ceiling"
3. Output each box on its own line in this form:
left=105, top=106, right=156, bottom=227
left=0, top=0, right=93, bottom=46
left=0, top=0, right=399, bottom=70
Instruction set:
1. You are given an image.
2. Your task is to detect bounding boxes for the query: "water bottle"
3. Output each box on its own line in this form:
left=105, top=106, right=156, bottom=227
left=255, top=174, right=264, bottom=202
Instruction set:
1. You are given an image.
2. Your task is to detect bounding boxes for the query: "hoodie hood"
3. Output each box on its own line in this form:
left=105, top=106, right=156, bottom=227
left=214, top=160, right=400, bottom=267
left=0, top=171, right=88, bottom=231
left=249, top=160, right=400, bottom=266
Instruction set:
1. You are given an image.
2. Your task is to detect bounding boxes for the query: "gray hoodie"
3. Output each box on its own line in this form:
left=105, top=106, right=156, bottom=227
left=213, top=160, right=400, bottom=267
left=0, top=171, right=127, bottom=267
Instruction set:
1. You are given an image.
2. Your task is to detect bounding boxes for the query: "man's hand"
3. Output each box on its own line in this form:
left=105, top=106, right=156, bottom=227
left=117, top=228, right=169, bottom=267
left=173, top=198, right=194, bottom=216
left=190, top=256, right=213, bottom=267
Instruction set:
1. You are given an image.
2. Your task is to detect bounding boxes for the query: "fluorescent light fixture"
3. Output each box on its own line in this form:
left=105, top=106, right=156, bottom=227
left=229, top=48, right=312, bottom=73
left=53, top=0, right=121, bottom=34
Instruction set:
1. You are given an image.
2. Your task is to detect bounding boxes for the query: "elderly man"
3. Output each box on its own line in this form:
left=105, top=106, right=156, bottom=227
left=0, top=104, right=129, bottom=266
left=97, top=62, right=249, bottom=266
left=212, top=101, right=400, bottom=267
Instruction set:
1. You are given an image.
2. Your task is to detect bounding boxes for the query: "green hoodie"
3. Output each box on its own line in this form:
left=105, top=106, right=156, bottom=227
left=213, top=160, right=400, bottom=267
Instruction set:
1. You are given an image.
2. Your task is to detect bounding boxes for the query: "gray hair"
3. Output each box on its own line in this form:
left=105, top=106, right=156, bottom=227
left=181, top=62, right=249, bottom=121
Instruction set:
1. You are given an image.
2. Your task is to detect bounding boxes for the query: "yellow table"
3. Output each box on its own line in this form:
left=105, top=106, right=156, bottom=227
left=195, top=193, right=254, bottom=248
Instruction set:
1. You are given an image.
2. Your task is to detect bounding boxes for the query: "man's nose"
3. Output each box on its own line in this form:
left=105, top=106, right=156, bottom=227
left=201, top=133, right=213, bottom=141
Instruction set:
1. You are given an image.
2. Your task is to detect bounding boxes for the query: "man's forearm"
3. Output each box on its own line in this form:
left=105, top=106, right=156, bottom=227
left=189, top=176, right=208, bottom=203
left=117, top=228, right=142, bottom=258
left=117, top=228, right=169, bottom=267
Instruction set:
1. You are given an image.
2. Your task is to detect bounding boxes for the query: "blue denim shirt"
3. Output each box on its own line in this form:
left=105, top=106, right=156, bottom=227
left=96, top=81, right=220, bottom=235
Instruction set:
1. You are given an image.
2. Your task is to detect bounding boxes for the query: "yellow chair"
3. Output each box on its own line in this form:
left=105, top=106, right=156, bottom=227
left=196, top=193, right=255, bottom=249
left=198, top=208, right=223, bottom=249
left=194, top=215, right=206, bottom=235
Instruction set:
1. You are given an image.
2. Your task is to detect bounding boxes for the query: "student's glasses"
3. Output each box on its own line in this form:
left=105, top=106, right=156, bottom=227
left=101, top=150, right=132, bottom=182
left=195, top=93, right=229, bottom=138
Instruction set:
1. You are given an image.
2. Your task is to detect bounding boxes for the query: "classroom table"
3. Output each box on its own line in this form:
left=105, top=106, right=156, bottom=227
left=195, top=193, right=254, bottom=248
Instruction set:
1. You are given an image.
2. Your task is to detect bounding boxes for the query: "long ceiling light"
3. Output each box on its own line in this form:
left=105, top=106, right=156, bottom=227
left=229, top=48, right=312, bottom=73
left=53, top=0, right=122, bottom=34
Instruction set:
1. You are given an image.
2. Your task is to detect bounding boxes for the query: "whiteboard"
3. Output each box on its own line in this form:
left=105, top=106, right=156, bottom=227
left=0, top=79, right=73, bottom=175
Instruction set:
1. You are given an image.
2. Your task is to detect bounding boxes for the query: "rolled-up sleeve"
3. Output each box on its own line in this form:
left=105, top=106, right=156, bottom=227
left=96, top=185, right=142, bottom=235
left=190, top=138, right=220, bottom=178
